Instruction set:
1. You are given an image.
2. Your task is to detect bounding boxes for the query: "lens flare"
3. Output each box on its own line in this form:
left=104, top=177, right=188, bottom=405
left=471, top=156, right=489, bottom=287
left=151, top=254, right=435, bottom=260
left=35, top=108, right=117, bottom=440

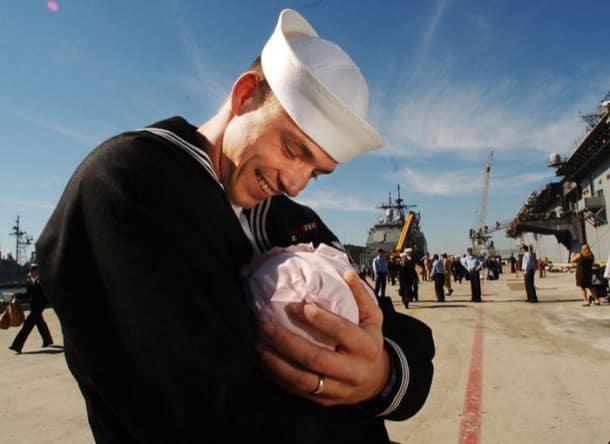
left=47, top=0, right=59, bottom=12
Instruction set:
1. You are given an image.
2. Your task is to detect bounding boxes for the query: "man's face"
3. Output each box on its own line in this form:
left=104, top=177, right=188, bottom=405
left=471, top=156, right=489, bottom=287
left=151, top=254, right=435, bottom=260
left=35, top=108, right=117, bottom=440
left=220, top=99, right=337, bottom=208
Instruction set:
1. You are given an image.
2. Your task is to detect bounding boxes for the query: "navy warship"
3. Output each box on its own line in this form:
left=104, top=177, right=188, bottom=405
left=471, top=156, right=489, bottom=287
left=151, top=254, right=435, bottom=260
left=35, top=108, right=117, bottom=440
left=364, top=185, right=427, bottom=263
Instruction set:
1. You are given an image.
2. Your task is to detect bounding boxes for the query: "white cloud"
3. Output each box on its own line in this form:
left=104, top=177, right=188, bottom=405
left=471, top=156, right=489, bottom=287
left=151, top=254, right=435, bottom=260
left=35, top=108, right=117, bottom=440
left=174, top=19, right=230, bottom=104
left=381, top=78, right=587, bottom=158
left=390, top=166, right=552, bottom=196
left=0, top=198, right=55, bottom=210
left=420, top=0, right=452, bottom=63
left=492, top=172, right=554, bottom=190
left=368, top=22, right=609, bottom=161
left=296, top=190, right=379, bottom=213
left=20, top=115, right=99, bottom=145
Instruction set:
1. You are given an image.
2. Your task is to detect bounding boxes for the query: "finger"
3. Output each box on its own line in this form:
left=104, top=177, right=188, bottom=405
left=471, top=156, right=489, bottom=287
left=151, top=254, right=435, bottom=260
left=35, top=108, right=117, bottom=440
left=259, top=318, right=360, bottom=382
left=344, top=270, right=382, bottom=327
left=285, top=303, right=378, bottom=359
left=256, top=340, right=352, bottom=406
left=256, top=338, right=321, bottom=393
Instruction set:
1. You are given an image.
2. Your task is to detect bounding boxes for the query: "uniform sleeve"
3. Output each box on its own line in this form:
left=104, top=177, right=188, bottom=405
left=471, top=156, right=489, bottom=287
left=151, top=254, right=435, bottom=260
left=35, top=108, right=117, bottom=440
left=357, top=301, right=434, bottom=421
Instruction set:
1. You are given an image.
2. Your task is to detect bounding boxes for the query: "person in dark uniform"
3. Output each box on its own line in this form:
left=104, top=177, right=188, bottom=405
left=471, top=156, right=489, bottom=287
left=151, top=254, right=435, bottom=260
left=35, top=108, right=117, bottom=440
left=35, top=9, right=434, bottom=444
left=388, top=256, right=399, bottom=286
left=9, top=264, right=53, bottom=354
left=397, top=252, right=410, bottom=308
left=402, top=248, right=420, bottom=302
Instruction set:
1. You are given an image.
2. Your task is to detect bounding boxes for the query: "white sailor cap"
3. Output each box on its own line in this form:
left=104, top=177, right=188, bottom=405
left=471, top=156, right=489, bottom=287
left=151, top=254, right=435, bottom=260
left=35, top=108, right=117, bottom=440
left=261, top=9, right=384, bottom=163
left=404, top=248, right=413, bottom=253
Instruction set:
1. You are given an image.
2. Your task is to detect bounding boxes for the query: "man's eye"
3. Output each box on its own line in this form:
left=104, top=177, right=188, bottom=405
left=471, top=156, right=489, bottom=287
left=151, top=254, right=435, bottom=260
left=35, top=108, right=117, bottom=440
left=284, top=145, right=297, bottom=158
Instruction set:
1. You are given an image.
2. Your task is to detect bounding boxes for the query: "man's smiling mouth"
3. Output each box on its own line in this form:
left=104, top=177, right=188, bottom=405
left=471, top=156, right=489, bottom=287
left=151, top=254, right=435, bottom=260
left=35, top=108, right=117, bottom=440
left=256, top=170, right=275, bottom=196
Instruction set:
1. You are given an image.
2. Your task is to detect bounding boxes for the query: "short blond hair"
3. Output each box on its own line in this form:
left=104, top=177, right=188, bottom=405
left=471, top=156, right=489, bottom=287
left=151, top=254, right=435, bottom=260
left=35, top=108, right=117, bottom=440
left=222, top=57, right=277, bottom=109
left=247, top=56, right=274, bottom=103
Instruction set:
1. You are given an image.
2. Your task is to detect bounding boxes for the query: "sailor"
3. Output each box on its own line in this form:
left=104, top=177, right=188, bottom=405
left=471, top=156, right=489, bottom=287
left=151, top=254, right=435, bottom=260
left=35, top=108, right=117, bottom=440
left=400, top=248, right=420, bottom=304
left=36, top=9, right=434, bottom=443
left=461, top=248, right=483, bottom=302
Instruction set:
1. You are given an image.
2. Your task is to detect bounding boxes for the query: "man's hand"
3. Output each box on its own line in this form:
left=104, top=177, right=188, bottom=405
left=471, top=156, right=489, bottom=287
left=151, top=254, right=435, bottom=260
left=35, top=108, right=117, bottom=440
left=256, top=269, right=390, bottom=406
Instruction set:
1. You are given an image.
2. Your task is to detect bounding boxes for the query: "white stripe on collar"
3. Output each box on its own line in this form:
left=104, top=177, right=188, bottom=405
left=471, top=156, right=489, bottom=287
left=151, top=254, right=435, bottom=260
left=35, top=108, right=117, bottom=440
left=248, top=198, right=272, bottom=253
left=260, top=198, right=272, bottom=250
left=139, top=127, right=222, bottom=188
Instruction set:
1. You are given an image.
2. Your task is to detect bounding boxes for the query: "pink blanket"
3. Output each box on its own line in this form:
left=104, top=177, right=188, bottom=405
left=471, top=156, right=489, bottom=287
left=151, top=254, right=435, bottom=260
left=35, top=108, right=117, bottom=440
left=241, top=243, right=377, bottom=349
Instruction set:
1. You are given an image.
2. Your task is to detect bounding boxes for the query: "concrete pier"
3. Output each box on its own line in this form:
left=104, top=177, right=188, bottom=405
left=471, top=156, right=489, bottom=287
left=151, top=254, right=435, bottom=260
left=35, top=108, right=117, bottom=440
left=1, top=269, right=608, bottom=443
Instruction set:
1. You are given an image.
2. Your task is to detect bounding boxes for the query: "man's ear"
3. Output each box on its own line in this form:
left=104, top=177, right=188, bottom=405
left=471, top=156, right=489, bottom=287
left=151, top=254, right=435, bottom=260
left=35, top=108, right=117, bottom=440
left=229, top=71, right=262, bottom=116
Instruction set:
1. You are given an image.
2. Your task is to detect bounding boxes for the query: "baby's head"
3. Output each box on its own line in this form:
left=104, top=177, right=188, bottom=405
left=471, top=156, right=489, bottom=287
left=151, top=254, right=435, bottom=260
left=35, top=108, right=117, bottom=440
left=241, top=243, right=377, bottom=349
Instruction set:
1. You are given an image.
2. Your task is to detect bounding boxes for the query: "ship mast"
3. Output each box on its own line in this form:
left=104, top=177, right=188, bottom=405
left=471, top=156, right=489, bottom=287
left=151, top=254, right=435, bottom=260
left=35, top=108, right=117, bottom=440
left=9, top=215, right=33, bottom=265
left=376, top=185, right=416, bottom=224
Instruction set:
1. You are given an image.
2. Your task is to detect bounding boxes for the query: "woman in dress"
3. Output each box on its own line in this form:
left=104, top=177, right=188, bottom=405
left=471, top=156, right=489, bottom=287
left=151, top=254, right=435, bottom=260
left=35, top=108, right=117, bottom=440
left=571, top=244, right=601, bottom=306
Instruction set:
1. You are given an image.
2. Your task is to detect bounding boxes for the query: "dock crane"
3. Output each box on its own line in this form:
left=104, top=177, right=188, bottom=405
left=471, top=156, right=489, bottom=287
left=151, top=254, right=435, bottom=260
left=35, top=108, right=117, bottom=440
left=469, top=150, right=494, bottom=255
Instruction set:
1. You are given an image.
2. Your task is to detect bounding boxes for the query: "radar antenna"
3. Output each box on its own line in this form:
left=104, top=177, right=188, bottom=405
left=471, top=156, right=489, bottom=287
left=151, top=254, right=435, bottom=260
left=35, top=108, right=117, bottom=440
left=377, top=185, right=416, bottom=224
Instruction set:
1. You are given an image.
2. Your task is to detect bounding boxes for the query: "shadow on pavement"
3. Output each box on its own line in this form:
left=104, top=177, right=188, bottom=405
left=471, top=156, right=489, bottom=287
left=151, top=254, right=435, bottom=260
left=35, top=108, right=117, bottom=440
left=20, top=347, right=64, bottom=355
left=413, top=304, right=469, bottom=309
left=406, top=298, right=584, bottom=304
left=482, top=298, right=582, bottom=304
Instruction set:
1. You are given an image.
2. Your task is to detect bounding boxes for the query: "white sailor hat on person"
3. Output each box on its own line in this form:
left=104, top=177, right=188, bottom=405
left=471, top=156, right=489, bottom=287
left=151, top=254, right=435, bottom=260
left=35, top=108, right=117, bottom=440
left=404, top=248, right=413, bottom=253
left=261, top=9, right=384, bottom=163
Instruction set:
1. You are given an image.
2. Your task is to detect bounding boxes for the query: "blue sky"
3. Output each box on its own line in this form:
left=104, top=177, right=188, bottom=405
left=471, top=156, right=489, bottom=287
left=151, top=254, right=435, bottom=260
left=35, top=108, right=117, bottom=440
left=1, top=0, right=609, bottom=261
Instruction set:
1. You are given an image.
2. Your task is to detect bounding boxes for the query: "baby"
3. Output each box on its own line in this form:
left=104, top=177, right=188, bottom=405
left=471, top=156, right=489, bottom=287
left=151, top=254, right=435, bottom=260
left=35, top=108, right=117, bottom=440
left=240, top=243, right=377, bottom=350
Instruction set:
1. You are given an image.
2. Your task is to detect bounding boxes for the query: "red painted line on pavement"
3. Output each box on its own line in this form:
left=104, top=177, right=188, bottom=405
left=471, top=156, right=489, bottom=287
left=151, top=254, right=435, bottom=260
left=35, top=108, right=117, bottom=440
left=458, top=303, right=484, bottom=444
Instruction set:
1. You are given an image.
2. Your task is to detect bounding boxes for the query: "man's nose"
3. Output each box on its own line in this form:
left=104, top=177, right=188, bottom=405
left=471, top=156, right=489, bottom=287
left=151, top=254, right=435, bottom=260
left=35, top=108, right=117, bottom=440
left=279, top=165, right=311, bottom=197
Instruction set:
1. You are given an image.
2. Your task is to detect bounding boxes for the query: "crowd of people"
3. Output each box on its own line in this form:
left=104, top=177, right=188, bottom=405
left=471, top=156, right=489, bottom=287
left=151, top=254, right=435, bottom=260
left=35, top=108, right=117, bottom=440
left=369, top=247, right=493, bottom=305
left=367, top=243, right=610, bottom=306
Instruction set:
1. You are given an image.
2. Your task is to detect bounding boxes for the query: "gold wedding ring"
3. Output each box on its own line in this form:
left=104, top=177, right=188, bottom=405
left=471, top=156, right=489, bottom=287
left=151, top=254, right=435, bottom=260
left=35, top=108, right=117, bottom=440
left=311, top=374, right=325, bottom=396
